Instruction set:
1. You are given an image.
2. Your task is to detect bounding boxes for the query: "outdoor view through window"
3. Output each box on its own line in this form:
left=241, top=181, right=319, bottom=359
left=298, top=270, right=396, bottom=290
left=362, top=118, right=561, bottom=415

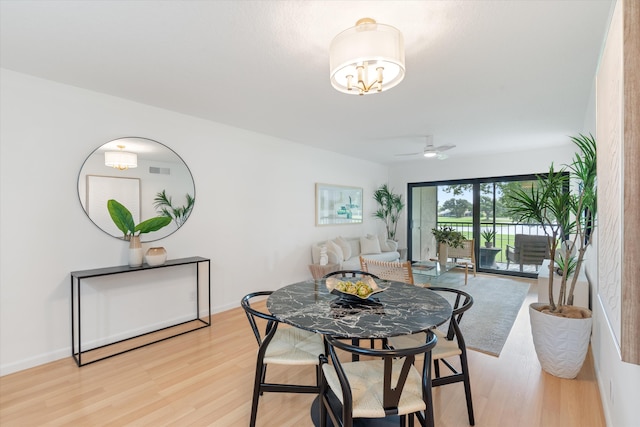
left=409, top=177, right=549, bottom=277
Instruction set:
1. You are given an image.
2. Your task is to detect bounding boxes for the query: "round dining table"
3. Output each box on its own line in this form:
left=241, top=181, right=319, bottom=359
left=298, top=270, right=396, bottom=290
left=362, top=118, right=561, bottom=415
left=267, top=278, right=452, bottom=339
left=267, top=278, right=453, bottom=427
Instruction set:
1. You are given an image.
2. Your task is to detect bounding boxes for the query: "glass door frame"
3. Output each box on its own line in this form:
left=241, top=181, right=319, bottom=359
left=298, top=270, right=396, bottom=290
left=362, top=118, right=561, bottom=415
left=407, top=173, right=548, bottom=279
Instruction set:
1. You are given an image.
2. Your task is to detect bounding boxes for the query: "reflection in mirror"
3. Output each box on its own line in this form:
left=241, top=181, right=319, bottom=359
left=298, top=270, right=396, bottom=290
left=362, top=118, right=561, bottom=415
left=78, top=137, right=195, bottom=242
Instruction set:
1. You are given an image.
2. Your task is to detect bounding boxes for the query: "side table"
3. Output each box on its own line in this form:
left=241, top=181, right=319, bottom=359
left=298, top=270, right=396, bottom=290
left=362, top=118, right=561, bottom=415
left=308, top=263, right=339, bottom=279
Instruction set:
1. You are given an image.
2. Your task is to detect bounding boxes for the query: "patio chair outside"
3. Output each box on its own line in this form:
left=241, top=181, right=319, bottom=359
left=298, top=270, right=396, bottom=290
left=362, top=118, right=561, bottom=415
left=506, top=234, right=550, bottom=272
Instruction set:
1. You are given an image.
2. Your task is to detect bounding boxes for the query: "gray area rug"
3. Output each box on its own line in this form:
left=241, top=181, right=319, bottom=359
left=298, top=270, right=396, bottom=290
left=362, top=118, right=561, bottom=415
left=416, top=271, right=531, bottom=357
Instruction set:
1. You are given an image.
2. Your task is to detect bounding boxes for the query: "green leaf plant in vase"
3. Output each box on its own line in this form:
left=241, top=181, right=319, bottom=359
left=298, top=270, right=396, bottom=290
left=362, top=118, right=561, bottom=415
left=431, top=226, right=464, bottom=269
left=504, top=133, right=596, bottom=379
left=107, top=199, right=172, bottom=267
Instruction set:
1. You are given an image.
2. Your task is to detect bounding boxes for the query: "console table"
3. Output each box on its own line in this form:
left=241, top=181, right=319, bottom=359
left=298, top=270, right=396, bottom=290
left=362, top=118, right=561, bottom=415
left=70, top=256, right=210, bottom=367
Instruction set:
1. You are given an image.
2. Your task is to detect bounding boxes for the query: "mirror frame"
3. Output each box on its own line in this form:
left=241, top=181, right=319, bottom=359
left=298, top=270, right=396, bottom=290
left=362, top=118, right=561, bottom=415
left=77, top=137, right=195, bottom=242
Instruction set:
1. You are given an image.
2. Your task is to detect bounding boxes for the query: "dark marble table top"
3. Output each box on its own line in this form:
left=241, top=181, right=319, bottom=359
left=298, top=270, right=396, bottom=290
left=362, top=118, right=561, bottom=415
left=267, top=279, right=452, bottom=339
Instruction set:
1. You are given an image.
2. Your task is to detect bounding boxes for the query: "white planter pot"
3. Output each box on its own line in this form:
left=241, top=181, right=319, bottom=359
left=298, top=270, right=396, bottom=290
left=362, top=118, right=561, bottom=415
left=438, top=243, right=448, bottom=269
left=529, top=302, right=592, bottom=379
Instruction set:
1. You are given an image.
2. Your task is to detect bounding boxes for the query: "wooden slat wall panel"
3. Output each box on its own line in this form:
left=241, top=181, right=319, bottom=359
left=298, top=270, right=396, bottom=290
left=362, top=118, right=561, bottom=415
left=621, top=0, right=640, bottom=364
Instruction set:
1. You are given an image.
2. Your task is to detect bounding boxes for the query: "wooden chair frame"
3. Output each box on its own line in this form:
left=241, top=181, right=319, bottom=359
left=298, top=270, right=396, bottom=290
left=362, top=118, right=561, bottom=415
left=446, top=239, right=477, bottom=285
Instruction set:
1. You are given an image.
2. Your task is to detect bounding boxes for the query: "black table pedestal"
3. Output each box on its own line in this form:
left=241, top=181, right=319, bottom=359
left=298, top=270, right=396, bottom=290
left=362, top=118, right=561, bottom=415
left=310, top=394, right=403, bottom=427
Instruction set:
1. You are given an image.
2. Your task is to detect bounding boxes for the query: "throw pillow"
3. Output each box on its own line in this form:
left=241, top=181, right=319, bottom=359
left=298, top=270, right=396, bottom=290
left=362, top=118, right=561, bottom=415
left=378, top=235, right=392, bottom=252
left=335, top=236, right=352, bottom=260
left=326, top=239, right=344, bottom=261
left=326, top=250, right=341, bottom=265
left=360, top=235, right=382, bottom=254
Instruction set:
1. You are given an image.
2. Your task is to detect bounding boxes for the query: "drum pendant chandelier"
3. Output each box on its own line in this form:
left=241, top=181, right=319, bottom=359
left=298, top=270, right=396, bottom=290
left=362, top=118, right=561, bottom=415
left=104, top=145, right=137, bottom=170
left=329, top=18, right=405, bottom=95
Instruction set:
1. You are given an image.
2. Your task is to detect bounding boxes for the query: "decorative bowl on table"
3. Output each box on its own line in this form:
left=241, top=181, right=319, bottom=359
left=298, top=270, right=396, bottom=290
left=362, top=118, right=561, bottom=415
left=325, top=276, right=384, bottom=301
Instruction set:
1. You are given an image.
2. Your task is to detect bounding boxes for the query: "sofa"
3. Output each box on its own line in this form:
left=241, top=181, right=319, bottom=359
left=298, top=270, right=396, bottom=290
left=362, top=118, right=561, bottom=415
left=311, top=235, right=400, bottom=271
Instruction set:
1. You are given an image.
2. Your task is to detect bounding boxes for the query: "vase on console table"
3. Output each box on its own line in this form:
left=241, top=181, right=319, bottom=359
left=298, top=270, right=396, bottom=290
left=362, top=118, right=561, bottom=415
left=145, top=247, right=167, bottom=266
left=128, top=235, right=143, bottom=267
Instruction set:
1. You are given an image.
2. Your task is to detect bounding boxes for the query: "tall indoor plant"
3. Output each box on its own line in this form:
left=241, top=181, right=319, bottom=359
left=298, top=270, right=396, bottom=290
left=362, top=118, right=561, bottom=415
left=373, top=184, right=405, bottom=241
left=505, top=133, right=596, bottom=378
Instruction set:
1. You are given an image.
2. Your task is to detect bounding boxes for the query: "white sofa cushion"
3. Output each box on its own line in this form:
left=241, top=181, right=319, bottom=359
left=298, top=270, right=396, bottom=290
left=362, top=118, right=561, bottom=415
left=335, top=236, right=352, bottom=260
left=326, top=239, right=344, bottom=261
left=360, top=235, right=382, bottom=255
left=311, top=236, right=400, bottom=270
left=326, top=249, right=341, bottom=265
left=378, top=235, right=393, bottom=252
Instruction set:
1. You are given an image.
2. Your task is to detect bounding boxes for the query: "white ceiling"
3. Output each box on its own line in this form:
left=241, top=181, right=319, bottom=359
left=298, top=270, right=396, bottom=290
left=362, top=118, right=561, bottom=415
left=0, top=0, right=613, bottom=165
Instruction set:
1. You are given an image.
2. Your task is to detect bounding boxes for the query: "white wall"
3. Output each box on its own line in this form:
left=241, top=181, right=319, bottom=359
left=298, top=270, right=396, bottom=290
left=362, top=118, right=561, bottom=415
left=0, top=69, right=389, bottom=375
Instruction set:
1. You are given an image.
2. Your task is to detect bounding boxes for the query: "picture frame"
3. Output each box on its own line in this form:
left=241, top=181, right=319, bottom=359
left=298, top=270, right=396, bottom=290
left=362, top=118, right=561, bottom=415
left=86, top=175, right=141, bottom=238
left=315, top=183, right=363, bottom=226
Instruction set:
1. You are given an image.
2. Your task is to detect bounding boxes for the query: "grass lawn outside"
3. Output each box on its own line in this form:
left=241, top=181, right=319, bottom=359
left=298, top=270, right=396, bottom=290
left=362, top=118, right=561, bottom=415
left=436, top=217, right=519, bottom=264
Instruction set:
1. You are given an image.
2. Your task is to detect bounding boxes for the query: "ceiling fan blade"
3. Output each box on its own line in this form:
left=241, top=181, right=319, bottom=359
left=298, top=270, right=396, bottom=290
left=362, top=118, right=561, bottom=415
left=437, top=153, right=449, bottom=160
left=394, top=152, right=422, bottom=157
left=435, top=144, right=456, bottom=152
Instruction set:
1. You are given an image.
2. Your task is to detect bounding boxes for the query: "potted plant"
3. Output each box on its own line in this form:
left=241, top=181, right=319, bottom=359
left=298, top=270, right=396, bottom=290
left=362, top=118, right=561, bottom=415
left=373, top=184, right=405, bottom=241
left=481, top=229, right=496, bottom=248
left=107, top=199, right=172, bottom=267
left=431, top=226, right=464, bottom=269
left=153, top=190, right=195, bottom=227
left=505, top=133, right=596, bottom=378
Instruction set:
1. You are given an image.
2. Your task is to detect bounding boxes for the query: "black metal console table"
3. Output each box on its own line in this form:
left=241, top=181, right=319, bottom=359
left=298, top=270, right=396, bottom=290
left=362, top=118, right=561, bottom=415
left=70, top=256, right=211, bottom=367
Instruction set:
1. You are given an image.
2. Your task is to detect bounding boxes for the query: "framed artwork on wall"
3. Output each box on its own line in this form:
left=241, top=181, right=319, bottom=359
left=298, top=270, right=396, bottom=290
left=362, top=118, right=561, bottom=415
left=86, top=175, right=141, bottom=238
left=315, top=183, right=363, bottom=226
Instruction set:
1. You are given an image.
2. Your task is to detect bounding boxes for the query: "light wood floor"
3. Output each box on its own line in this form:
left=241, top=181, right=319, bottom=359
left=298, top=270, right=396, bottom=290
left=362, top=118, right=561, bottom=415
left=0, top=279, right=605, bottom=426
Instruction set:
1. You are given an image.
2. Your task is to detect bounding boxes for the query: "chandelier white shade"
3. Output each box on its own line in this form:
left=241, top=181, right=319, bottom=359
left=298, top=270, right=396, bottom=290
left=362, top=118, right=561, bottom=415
left=105, top=145, right=137, bottom=170
left=329, top=18, right=405, bottom=95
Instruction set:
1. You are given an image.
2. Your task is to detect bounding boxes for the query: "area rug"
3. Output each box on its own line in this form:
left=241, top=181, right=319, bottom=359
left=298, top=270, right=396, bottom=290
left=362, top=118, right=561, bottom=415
left=417, top=271, right=531, bottom=357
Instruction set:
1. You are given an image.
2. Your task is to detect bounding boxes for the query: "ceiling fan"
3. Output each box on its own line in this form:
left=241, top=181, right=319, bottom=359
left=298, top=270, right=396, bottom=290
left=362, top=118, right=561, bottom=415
left=395, top=136, right=456, bottom=160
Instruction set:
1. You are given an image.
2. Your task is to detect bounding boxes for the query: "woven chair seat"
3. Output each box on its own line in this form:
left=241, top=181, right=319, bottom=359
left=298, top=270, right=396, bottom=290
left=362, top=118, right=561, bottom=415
left=389, top=329, right=462, bottom=360
left=264, top=326, right=324, bottom=365
left=322, top=359, right=426, bottom=419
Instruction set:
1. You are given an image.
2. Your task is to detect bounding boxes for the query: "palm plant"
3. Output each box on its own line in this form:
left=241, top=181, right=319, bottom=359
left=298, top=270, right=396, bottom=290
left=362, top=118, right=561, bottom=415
left=505, top=134, right=596, bottom=313
left=153, top=190, right=195, bottom=228
left=373, top=184, right=404, bottom=241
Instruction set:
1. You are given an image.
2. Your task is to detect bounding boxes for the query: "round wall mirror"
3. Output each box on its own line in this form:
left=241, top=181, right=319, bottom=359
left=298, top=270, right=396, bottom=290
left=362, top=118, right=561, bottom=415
left=78, top=137, right=195, bottom=242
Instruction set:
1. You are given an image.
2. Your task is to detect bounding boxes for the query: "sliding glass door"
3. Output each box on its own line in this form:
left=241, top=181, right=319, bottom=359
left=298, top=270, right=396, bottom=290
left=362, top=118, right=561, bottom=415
left=408, top=174, right=546, bottom=278
left=410, top=182, right=476, bottom=266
